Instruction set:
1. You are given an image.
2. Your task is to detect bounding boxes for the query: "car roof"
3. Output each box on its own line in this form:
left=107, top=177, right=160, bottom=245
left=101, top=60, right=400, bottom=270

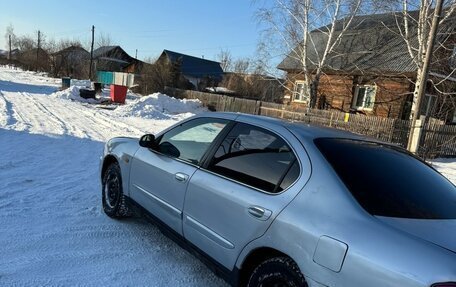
left=200, top=112, right=367, bottom=141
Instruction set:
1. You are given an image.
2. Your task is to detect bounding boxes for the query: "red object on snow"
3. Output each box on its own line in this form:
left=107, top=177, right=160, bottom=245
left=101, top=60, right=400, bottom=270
left=110, top=85, right=128, bottom=104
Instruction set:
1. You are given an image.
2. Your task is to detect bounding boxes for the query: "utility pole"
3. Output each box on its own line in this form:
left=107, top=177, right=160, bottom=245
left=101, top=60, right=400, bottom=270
left=135, top=49, right=138, bottom=59
left=89, top=25, right=95, bottom=80
left=407, top=0, right=444, bottom=153
left=8, top=34, right=11, bottom=60
left=36, top=30, right=41, bottom=71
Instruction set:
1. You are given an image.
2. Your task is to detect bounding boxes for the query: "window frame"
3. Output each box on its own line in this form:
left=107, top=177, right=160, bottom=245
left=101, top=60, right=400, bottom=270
left=152, top=117, right=234, bottom=167
left=352, top=84, right=377, bottom=111
left=420, top=93, right=437, bottom=117
left=200, top=122, right=302, bottom=195
left=293, top=80, right=310, bottom=103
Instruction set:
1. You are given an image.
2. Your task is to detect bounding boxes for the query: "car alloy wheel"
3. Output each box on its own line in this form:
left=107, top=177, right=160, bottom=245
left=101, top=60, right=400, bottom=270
left=104, top=172, right=120, bottom=209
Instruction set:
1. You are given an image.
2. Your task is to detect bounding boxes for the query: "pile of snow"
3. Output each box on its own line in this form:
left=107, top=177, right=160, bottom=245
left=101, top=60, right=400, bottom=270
left=70, top=79, right=91, bottom=88
left=51, top=86, right=100, bottom=104
left=114, top=93, right=206, bottom=120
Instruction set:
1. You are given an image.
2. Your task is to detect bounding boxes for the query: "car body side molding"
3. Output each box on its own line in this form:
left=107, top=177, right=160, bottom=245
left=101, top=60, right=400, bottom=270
left=132, top=184, right=182, bottom=218
left=185, top=215, right=235, bottom=249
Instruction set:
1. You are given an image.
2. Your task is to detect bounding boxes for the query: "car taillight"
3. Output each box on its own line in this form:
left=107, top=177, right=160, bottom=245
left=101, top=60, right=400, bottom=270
left=432, top=283, right=456, bottom=287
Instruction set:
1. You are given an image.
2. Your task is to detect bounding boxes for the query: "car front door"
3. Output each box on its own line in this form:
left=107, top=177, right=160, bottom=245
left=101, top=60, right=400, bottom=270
left=183, top=120, right=311, bottom=269
left=129, top=117, right=231, bottom=235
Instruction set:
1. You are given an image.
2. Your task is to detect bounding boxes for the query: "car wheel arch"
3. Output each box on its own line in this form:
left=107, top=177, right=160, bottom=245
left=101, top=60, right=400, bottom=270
left=238, top=247, right=303, bottom=286
left=101, top=155, right=119, bottom=181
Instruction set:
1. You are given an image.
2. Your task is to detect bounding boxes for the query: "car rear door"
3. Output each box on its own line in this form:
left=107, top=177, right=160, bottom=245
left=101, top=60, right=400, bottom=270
left=129, top=117, right=232, bottom=235
left=182, top=119, right=311, bottom=269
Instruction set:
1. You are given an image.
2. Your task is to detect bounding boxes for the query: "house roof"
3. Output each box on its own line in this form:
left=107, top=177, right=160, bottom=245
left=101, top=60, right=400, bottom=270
left=93, top=46, right=119, bottom=58
left=160, top=49, right=224, bottom=79
left=19, top=48, right=50, bottom=57
left=53, top=46, right=89, bottom=56
left=278, top=10, right=456, bottom=75
left=93, top=46, right=136, bottom=62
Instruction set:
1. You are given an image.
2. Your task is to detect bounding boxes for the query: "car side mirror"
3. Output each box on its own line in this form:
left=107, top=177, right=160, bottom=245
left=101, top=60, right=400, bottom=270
left=139, top=134, right=158, bottom=149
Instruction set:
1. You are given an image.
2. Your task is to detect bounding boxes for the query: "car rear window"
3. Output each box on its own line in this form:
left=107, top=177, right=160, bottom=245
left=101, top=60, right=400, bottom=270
left=315, top=138, right=456, bottom=219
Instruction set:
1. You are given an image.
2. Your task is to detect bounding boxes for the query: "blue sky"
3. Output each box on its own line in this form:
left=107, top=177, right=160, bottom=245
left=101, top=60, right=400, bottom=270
left=0, top=0, right=263, bottom=62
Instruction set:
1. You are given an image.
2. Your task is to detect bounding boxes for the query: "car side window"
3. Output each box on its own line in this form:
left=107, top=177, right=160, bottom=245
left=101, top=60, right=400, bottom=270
left=207, top=123, right=299, bottom=193
left=157, top=118, right=229, bottom=165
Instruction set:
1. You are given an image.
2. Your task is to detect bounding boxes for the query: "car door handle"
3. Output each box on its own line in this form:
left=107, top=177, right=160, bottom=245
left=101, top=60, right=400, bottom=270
left=248, top=206, right=272, bottom=221
left=174, top=172, right=189, bottom=182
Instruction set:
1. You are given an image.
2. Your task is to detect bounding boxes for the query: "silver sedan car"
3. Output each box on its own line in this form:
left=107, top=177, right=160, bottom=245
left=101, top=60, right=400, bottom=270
left=100, top=112, right=456, bottom=287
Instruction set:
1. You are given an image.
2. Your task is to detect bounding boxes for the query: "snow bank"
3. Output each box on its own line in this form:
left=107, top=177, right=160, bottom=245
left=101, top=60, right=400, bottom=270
left=70, top=79, right=91, bottom=88
left=114, top=93, right=206, bottom=120
left=430, top=158, right=456, bottom=184
left=51, top=86, right=100, bottom=104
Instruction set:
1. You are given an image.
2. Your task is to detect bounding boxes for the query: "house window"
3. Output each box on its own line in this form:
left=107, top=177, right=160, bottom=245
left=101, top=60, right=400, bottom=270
left=293, top=81, right=310, bottom=103
left=420, top=94, right=437, bottom=117
left=352, top=85, right=376, bottom=110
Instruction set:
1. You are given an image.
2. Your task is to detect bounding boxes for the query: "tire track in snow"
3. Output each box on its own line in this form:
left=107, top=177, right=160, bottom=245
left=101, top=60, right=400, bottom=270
left=1, top=92, right=54, bottom=133
left=2, top=91, right=90, bottom=138
left=3, top=85, right=161, bottom=141
left=17, top=92, right=96, bottom=139
left=16, top=92, right=143, bottom=141
left=0, top=92, right=32, bottom=131
left=0, top=91, right=10, bottom=126
left=14, top=92, right=68, bottom=135
left=0, top=91, right=18, bottom=127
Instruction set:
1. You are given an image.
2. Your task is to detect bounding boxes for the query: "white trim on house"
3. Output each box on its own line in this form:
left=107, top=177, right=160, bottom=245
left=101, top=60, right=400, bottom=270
left=293, top=80, right=310, bottom=103
left=352, top=84, right=377, bottom=111
left=421, top=93, right=437, bottom=117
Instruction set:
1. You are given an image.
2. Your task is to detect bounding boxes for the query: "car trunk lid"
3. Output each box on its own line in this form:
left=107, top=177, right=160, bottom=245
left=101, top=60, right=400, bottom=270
left=376, top=216, right=456, bottom=253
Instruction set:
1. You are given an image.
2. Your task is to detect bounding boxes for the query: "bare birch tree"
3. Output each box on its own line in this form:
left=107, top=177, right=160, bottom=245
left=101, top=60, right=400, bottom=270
left=383, top=0, right=456, bottom=153
left=217, top=49, right=233, bottom=72
left=256, top=0, right=364, bottom=108
left=395, top=0, right=456, bottom=123
left=96, top=32, right=113, bottom=48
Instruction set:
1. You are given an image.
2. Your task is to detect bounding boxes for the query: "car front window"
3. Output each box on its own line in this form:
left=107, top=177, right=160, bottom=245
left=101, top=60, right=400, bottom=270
left=158, top=118, right=229, bottom=165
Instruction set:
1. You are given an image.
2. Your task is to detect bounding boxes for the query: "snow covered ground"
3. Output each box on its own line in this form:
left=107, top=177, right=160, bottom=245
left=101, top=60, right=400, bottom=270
left=0, top=66, right=455, bottom=286
left=0, top=66, right=226, bottom=286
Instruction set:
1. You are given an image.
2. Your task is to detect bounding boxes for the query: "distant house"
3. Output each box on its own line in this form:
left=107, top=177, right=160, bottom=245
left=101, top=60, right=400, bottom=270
left=220, top=72, right=284, bottom=102
left=278, top=11, right=456, bottom=123
left=17, top=48, right=51, bottom=72
left=93, top=46, right=145, bottom=74
left=0, top=49, right=21, bottom=66
left=8, top=49, right=20, bottom=60
left=157, top=49, right=224, bottom=89
left=51, top=46, right=90, bottom=78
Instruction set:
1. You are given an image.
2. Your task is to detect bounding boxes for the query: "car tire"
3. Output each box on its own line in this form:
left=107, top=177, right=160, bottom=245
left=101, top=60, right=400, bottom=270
left=102, top=162, right=130, bottom=218
left=247, top=257, right=307, bottom=287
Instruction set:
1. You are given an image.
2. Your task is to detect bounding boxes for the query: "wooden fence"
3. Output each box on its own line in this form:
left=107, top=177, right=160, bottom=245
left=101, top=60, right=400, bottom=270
left=259, top=104, right=411, bottom=147
left=419, top=121, right=456, bottom=158
left=164, top=87, right=456, bottom=158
